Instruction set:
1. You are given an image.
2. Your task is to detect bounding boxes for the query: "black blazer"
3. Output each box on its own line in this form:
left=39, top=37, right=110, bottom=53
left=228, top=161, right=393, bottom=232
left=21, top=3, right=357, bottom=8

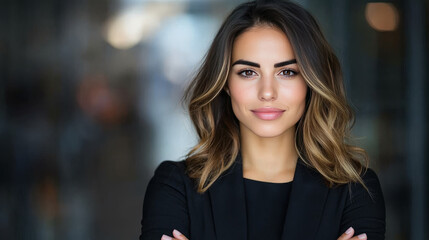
left=140, top=155, right=385, bottom=240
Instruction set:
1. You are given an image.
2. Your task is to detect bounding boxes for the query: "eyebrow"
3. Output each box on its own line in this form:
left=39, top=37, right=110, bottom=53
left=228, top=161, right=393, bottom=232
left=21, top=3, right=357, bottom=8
left=231, top=59, right=297, bottom=68
left=274, top=59, right=297, bottom=67
left=231, top=60, right=260, bottom=67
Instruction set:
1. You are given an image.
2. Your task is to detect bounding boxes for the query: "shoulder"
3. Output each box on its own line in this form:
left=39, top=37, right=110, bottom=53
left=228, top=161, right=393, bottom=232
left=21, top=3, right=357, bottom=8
left=344, top=168, right=386, bottom=238
left=361, top=168, right=381, bottom=185
left=144, top=160, right=189, bottom=208
left=153, top=160, right=187, bottom=179
left=141, top=160, right=191, bottom=238
left=341, top=168, right=386, bottom=237
left=151, top=160, right=188, bottom=183
left=348, top=168, right=384, bottom=204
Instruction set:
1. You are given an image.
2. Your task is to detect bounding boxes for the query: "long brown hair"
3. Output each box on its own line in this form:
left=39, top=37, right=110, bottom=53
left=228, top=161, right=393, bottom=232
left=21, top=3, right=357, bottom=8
left=183, top=0, right=368, bottom=193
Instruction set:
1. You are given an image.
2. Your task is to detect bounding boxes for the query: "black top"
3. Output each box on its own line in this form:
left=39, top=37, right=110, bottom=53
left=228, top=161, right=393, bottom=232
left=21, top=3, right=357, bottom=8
left=243, top=178, right=292, bottom=240
left=140, top=157, right=386, bottom=240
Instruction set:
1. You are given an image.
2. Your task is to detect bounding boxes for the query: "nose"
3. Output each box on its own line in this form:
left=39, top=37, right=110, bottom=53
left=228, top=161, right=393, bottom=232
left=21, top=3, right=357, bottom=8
left=258, top=76, right=277, bottom=101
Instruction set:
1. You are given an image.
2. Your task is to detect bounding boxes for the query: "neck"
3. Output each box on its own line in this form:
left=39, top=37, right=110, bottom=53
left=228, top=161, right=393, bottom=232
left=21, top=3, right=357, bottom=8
left=240, top=125, right=298, bottom=182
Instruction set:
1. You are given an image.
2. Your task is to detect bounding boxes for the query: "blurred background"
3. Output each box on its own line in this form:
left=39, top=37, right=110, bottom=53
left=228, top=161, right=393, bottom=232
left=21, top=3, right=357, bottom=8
left=1, top=0, right=427, bottom=239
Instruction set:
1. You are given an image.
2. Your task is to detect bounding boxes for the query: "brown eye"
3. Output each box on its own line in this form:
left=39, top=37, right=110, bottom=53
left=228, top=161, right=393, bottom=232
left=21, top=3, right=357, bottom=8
left=279, top=69, right=297, bottom=77
left=238, top=69, right=257, bottom=78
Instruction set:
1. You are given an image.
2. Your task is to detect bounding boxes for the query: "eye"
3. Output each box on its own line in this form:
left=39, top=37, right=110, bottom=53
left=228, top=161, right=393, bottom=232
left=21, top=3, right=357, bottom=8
left=279, top=69, right=298, bottom=77
left=238, top=69, right=257, bottom=78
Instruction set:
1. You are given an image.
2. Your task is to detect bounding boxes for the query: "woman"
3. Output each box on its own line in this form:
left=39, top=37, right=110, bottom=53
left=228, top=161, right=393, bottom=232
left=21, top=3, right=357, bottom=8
left=140, top=1, right=385, bottom=240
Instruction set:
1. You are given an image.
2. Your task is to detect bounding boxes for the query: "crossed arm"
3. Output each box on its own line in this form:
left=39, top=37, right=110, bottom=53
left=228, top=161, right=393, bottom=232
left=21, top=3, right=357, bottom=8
left=159, top=226, right=367, bottom=240
left=140, top=162, right=385, bottom=240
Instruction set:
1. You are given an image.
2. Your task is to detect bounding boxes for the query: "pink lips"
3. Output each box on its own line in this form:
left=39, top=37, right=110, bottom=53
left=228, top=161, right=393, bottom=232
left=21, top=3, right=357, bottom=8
left=251, top=107, right=285, bottom=120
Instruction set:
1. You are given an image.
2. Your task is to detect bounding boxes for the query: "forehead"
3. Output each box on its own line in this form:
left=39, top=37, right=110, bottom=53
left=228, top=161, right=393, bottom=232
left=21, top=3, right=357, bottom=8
left=231, top=25, right=295, bottom=62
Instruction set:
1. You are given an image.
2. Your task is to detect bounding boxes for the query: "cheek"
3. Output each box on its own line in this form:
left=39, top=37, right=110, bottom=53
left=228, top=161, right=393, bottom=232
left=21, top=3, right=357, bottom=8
left=228, top=80, right=252, bottom=108
left=296, top=84, right=308, bottom=105
left=295, top=84, right=308, bottom=117
left=282, top=81, right=308, bottom=106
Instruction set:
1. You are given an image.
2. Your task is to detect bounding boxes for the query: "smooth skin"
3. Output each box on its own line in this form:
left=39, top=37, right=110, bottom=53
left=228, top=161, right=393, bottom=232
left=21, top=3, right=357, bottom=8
left=227, top=25, right=306, bottom=183
left=161, top=26, right=367, bottom=240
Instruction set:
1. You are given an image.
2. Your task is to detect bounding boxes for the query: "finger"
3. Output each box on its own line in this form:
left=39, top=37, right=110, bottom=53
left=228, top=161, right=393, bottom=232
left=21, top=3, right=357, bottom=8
left=161, top=234, right=176, bottom=240
left=172, top=229, right=189, bottom=240
left=337, top=227, right=354, bottom=240
left=354, top=233, right=367, bottom=240
left=338, top=230, right=368, bottom=240
left=346, top=234, right=367, bottom=240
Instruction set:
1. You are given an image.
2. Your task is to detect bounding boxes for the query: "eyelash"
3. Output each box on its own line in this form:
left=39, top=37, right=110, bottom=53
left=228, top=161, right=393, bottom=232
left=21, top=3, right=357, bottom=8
left=237, top=69, right=299, bottom=78
left=238, top=69, right=257, bottom=78
left=279, top=69, right=298, bottom=77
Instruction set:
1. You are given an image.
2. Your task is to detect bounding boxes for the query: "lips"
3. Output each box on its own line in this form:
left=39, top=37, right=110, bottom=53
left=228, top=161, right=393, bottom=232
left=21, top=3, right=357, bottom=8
left=251, top=107, right=285, bottom=120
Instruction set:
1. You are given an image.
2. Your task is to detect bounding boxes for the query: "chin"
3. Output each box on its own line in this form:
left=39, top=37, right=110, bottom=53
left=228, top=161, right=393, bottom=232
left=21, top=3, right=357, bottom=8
left=248, top=125, right=293, bottom=138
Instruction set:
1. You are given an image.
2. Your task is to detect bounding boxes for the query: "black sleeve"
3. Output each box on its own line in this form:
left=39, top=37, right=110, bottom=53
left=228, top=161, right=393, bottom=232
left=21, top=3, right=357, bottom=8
left=139, top=161, right=190, bottom=240
left=339, top=169, right=386, bottom=239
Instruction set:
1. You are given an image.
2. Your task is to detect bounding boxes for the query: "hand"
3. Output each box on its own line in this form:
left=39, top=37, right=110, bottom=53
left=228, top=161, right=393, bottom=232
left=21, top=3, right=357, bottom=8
left=337, top=227, right=367, bottom=240
left=160, top=229, right=189, bottom=240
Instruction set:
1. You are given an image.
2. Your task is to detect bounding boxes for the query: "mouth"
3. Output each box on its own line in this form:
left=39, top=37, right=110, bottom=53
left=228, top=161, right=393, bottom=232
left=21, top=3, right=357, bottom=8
left=251, top=107, right=285, bottom=120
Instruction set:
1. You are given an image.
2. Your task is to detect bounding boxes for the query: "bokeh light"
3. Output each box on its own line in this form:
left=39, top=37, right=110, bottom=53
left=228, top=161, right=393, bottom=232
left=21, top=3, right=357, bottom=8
left=104, top=3, right=186, bottom=49
left=365, top=3, right=399, bottom=31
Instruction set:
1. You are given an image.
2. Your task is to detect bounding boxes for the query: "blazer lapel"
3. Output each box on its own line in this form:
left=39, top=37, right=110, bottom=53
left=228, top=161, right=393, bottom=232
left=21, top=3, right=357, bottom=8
left=281, top=160, right=329, bottom=240
left=208, top=155, right=329, bottom=240
left=208, top=154, right=247, bottom=240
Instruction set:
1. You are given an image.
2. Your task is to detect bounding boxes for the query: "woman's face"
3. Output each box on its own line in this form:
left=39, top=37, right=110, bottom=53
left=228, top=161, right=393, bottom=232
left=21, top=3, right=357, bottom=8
left=227, top=25, right=307, bottom=138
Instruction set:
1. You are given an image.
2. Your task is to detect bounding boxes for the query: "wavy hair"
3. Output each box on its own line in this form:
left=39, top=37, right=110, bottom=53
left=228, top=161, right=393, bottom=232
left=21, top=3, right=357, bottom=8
left=183, top=0, right=368, bottom=193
